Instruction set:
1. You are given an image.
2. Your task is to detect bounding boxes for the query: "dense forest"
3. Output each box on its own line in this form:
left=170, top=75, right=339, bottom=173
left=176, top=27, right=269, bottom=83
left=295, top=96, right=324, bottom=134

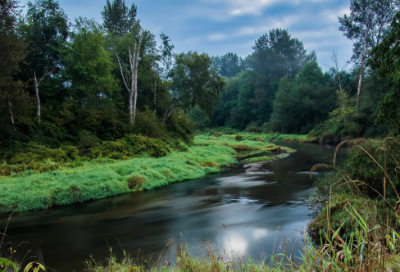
left=192, top=1, right=400, bottom=143
left=2, top=0, right=400, bottom=158
left=1, top=0, right=226, bottom=160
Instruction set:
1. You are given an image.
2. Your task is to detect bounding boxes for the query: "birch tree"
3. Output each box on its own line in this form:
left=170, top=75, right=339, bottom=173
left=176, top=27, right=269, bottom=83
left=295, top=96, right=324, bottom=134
left=116, top=32, right=143, bottom=125
left=0, top=0, right=27, bottom=131
left=339, top=0, right=400, bottom=113
left=22, top=0, right=68, bottom=123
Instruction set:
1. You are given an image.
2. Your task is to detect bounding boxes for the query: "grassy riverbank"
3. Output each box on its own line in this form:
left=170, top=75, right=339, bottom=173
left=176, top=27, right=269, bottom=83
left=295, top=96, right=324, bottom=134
left=0, top=134, right=287, bottom=214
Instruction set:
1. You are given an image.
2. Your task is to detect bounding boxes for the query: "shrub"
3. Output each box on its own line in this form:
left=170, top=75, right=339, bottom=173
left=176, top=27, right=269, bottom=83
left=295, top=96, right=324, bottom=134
left=235, top=134, right=244, bottom=141
left=124, top=135, right=170, bottom=157
left=245, top=122, right=262, bottom=133
left=126, top=175, right=146, bottom=191
left=77, top=131, right=100, bottom=153
left=89, top=140, right=129, bottom=159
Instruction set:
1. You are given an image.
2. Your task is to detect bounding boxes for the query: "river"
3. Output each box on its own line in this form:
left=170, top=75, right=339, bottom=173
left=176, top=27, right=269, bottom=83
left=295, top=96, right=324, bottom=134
left=0, top=143, right=347, bottom=271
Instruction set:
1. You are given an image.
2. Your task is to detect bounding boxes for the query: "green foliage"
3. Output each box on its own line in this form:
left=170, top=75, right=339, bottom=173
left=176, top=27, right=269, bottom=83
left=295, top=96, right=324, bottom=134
left=166, top=51, right=225, bottom=120
left=234, top=134, right=243, bottom=141
left=101, top=0, right=137, bottom=36
left=369, top=11, right=400, bottom=128
left=124, top=134, right=170, bottom=157
left=0, top=140, right=236, bottom=213
left=0, top=258, right=17, bottom=272
left=270, top=62, right=336, bottom=134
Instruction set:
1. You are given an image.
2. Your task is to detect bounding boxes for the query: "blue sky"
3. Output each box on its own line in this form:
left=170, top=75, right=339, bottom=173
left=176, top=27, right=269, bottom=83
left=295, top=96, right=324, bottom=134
left=18, top=0, right=354, bottom=71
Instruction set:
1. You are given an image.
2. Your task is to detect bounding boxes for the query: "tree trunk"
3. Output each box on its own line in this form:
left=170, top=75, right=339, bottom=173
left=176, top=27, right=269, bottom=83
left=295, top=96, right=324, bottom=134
left=129, top=90, right=134, bottom=125
left=356, top=27, right=370, bottom=114
left=153, top=72, right=157, bottom=115
left=34, top=72, right=41, bottom=124
left=7, top=93, right=16, bottom=131
left=117, top=35, right=142, bottom=126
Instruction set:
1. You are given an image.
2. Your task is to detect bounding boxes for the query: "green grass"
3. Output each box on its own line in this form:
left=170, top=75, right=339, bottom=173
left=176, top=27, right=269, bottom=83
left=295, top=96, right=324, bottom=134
left=198, top=131, right=317, bottom=144
left=0, top=145, right=236, bottom=213
left=242, top=154, right=289, bottom=164
left=0, top=134, right=288, bottom=214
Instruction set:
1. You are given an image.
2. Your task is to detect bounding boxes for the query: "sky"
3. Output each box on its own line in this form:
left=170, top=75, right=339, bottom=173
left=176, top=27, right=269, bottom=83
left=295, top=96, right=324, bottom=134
left=18, top=0, right=354, bottom=71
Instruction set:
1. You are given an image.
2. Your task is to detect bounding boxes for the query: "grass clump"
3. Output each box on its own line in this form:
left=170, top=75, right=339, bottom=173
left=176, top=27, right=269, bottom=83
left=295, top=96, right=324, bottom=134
left=127, top=175, right=147, bottom=191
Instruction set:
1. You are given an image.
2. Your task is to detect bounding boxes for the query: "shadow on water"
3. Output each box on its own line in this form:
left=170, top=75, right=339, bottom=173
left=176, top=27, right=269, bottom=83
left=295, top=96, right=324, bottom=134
left=0, top=143, right=347, bottom=271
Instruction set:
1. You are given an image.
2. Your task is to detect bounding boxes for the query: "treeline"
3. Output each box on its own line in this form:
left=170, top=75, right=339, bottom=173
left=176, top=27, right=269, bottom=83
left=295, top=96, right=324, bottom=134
left=192, top=0, right=400, bottom=143
left=0, top=0, right=224, bottom=156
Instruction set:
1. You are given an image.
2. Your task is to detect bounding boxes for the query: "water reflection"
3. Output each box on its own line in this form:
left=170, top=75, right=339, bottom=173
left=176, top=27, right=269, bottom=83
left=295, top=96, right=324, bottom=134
left=0, top=143, right=347, bottom=271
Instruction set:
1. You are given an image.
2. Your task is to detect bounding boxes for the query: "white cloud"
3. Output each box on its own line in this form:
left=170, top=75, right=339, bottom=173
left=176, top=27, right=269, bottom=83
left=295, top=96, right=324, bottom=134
left=202, top=0, right=336, bottom=17
left=208, top=33, right=228, bottom=41
left=234, top=15, right=301, bottom=37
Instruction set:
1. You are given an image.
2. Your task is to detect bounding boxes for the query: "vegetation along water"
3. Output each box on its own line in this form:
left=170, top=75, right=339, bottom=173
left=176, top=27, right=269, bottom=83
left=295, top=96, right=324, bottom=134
left=2, top=0, right=400, bottom=271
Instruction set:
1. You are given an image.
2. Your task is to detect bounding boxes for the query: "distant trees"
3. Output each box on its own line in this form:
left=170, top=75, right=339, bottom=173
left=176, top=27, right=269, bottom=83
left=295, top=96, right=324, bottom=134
left=164, top=52, right=225, bottom=123
left=270, top=62, right=335, bottom=134
left=212, top=53, right=243, bottom=77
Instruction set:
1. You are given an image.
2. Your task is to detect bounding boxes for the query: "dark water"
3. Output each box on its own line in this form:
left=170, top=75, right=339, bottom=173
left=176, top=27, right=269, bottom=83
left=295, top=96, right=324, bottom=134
left=0, top=143, right=346, bottom=271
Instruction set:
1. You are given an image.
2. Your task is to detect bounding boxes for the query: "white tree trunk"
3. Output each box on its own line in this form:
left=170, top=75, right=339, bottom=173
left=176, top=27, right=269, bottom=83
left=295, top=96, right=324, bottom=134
left=34, top=72, right=41, bottom=123
left=116, top=34, right=143, bottom=126
left=7, top=93, right=16, bottom=131
left=356, top=27, right=370, bottom=113
left=33, top=70, right=53, bottom=124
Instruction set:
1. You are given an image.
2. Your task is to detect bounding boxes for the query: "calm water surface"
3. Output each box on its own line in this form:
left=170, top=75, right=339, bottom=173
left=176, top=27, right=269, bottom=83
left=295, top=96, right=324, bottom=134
left=0, top=143, right=347, bottom=271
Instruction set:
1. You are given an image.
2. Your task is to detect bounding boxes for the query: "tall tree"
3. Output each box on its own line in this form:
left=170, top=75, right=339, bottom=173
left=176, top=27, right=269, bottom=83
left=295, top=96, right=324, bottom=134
left=68, top=18, right=117, bottom=105
left=249, top=29, right=313, bottom=80
left=339, top=0, right=400, bottom=113
left=0, top=0, right=27, bottom=134
left=164, top=52, right=225, bottom=123
left=101, top=0, right=137, bottom=36
left=116, top=25, right=146, bottom=125
left=22, top=0, right=68, bottom=123
left=213, top=52, right=243, bottom=77
left=150, top=33, right=174, bottom=115
left=369, top=11, right=400, bottom=127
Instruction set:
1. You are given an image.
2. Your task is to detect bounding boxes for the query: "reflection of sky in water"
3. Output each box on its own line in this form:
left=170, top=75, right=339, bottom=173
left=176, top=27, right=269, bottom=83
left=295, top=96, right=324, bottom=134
left=0, top=143, right=348, bottom=271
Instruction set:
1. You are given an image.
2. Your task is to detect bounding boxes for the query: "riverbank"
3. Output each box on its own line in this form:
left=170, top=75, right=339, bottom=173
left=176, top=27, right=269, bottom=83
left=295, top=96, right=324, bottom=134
left=0, top=134, right=289, bottom=214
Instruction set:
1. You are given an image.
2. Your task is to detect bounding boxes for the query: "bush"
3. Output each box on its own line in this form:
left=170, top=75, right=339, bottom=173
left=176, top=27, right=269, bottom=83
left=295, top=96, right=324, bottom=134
left=126, top=175, right=146, bottom=191
left=235, top=134, right=244, bottom=141
left=77, top=130, right=100, bottom=154
left=124, top=135, right=170, bottom=157
left=245, top=122, right=262, bottom=133
left=89, top=140, right=130, bottom=160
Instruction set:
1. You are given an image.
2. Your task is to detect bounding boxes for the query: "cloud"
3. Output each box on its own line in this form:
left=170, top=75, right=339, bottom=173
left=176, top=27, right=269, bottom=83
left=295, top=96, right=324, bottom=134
left=208, top=33, right=228, bottom=41
left=234, top=15, right=300, bottom=37
left=203, top=0, right=336, bottom=17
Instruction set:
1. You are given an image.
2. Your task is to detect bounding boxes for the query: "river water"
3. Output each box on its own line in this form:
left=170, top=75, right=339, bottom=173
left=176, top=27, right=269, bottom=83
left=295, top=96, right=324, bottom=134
left=0, top=143, right=347, bottom=271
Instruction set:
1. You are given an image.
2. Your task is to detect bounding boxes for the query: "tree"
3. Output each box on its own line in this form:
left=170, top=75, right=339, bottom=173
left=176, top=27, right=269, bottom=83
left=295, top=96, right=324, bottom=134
left=68, top=18, right=117, bottom=105
left=116, top=24, right=149, bottom=125
left=22, top=0, right=68, bottom=123
left=0, top=0, right=28, bottom=134
left=249, top=29, right=314, bottom=80
left=163, top=52, right=225, bottom=123
left=148, top=33, right=174, bottom=115
left=101, top=0, right=137, bottom=36
left=213, top=52, right=243, bottom=77
left=269, top=62, right=335, bottom=134
left=339, top=0, right=400, bottom=113
left=369, top=11, right=400, bottom=127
